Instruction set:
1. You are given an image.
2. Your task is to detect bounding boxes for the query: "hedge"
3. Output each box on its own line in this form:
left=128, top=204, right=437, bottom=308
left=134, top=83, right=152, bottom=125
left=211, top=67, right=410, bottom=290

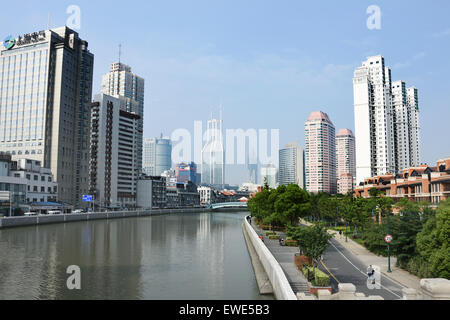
left=302, top=266, right=330, bottom=287
left=265, top=231, right=276, bottom=236
left=268, top=235, right=280, bottom=240
left=285, top=239, right=298, bottom=247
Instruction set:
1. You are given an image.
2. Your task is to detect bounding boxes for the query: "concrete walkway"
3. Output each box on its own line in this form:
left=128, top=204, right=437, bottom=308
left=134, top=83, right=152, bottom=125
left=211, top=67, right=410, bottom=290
left=250, top=221, right=309, bottom=295
left=301, top=219, right=422, bottom=291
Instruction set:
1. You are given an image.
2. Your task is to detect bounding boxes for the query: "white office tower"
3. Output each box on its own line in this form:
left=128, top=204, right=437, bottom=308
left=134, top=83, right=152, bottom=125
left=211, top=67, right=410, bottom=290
left=143, top=136, right=172, bottom=176
left=407, top=87, right=421, bottom=167
left=305, top=111, right=337, bottom=194
left=336, top=129, right=356, bottom=194
left=279, top=143, right=305, bottom=189
left=0, top=27, right=94, bottom=206
left=89, top=94, right=141, bottom=208
left=101, top=62, right=144, bottom=176
left=201, top=118, right=225, bottom=188
left=353, top=56, right=395, bottom=183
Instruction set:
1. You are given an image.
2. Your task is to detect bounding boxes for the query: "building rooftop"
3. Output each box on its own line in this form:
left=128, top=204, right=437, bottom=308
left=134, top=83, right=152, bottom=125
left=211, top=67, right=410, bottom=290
left=307, top=111, right=332, bottom=123
left=337, top=128, right=354, bottom=137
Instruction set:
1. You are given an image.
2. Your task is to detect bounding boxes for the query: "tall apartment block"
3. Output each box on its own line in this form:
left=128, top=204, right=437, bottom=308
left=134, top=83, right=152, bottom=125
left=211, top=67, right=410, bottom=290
left=336, top=129, right=356, bottom=194
left=202, top=118, right=225, bottom=188
left=305, top=111, right=337, bottom=194
left=279, top=143, right=305, bottom=189
left=353, top=55, right=421, bottom=183
left=0, top=27, right=94, bottom=206
left=143, top=136, right=172, bottom=176
left=89, top=94, right=141, bottom=208
left=101, top=62, right=144, bottom=176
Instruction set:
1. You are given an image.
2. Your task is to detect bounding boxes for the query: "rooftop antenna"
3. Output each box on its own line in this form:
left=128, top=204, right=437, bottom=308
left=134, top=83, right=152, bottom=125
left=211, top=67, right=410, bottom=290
left=47, top=13, right=51, bottom=30
left=118, top=44, right=122, bottom=64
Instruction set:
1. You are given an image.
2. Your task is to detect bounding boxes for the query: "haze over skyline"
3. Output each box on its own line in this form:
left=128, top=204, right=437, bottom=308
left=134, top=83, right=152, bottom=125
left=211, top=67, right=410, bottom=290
left=2, top=0, right=450, bottom=185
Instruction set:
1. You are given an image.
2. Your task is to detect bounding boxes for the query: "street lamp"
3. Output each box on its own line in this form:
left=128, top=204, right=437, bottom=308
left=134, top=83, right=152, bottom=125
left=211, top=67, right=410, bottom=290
left=386, top=211, right=392, bottom=273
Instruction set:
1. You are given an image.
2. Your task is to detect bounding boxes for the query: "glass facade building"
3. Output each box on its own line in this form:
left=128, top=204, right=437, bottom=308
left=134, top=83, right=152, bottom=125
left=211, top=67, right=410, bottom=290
left=0, top=27, right=94, bottom=206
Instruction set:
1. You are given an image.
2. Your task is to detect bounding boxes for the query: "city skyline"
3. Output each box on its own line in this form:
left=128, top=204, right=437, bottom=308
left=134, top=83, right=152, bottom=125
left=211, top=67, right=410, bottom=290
left=1, top=1, right=449, bottom=185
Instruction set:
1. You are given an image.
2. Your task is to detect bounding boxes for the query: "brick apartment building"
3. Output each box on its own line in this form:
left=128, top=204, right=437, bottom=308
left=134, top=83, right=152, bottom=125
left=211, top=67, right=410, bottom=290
left=355, top=157, right=450, bottom=204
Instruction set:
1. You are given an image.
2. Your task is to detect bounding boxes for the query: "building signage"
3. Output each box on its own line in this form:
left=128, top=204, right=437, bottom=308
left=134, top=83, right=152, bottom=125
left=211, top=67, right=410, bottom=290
left=82, top=195, right=93, bottom=202
left=3, top=35, right=15, bottom=50
left=3, top=31, right=46, bottom=50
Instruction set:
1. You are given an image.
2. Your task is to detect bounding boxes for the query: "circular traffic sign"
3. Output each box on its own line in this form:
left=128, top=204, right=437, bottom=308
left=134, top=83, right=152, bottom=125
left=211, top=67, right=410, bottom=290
left=385, top=235, right=393, bottom=243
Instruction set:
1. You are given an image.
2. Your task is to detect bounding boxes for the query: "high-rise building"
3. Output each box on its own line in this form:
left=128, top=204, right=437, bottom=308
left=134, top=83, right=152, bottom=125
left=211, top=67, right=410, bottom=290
left=260, top=164, right=278, bottom=189
left=407, top=87, right=421, bottom=168
left=305, top=111, right=336, bottom=194
left=0, top=27, right=94, bottom=206
left=176, top=162, right=197, bottom=184
left=353, top=55, right=421, bottom=183
left=89, top=94, right=141, bottom=208
left=336, top=129, right=356, bottom=194
left=101, top=62, right=144, bottom=176
left=279, top=143, right=305, bottom=189
left=353, top=55, right=395, bottom=183
left=202, top=118, right=225, bottom=188
left=143, top=136, right=172, bottom=176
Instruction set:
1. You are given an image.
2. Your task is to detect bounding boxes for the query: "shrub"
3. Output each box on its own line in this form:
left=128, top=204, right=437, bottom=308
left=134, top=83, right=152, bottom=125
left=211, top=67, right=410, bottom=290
left=265, top=231, right=276, bottom=236
left=285, top=239, right=298, bottom=247
left=269, top=235, right=280, bottom=240
left=302, top=266, right=330, bottom=287
left=312, top=269, right=330, bottom=287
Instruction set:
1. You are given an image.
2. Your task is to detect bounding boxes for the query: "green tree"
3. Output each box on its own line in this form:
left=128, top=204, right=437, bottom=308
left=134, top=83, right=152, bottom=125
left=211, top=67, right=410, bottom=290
left=417, top=199, right=450, bottom=278
left=288, top=224, right=332, bottom=269
left=274, top=184, right=310, bottom=226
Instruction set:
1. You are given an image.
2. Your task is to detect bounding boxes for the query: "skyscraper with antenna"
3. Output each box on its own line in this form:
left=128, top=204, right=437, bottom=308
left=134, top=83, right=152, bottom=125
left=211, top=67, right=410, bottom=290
left=201, top=109, right=225, bottom=188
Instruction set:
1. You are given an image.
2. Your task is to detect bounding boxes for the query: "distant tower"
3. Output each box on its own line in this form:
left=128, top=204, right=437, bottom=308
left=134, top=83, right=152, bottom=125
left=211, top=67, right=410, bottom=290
left=143, top=136, right=172, bottom=176
left=201, top=113, right=225, bottom=188
left=279, top=143, right=305, bottom=189
left=305, top=111, right=336, bottom=194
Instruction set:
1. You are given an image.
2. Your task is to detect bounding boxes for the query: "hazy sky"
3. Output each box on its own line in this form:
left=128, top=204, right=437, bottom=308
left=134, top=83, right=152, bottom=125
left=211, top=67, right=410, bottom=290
left=2, top=0, right=450, bottom=185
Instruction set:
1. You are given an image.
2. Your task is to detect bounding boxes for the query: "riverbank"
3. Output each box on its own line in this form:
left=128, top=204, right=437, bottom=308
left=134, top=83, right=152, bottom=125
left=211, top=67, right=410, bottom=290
left=0, top=207, right=246, bottom=229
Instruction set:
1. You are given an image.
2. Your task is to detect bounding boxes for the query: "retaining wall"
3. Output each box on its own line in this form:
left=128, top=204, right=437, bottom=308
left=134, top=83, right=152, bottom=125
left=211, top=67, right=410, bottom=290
left=242, top=217, right=297, bottom=300
left=0, top=207, right=227, bottom=229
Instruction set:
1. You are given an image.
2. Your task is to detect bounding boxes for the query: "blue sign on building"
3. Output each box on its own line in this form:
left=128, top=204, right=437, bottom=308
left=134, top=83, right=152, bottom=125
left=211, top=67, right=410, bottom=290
left=82, top=195, right=93, bottom=202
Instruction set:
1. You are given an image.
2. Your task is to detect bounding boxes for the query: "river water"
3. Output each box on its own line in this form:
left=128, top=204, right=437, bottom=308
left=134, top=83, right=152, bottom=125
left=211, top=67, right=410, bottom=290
left=0, top=211, right=273, bottom=300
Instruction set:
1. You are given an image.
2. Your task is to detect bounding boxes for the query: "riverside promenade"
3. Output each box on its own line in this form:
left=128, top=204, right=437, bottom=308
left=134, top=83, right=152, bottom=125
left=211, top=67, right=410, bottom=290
left=301, top=219, right=421, bottom=291
left=249, top=220, right=309, bottom=295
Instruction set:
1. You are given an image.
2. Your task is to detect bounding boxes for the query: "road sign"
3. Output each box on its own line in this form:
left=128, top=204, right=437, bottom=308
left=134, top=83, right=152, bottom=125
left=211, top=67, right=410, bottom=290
left=385, top=235, right=393, bottom=243
left=82, top=195, right=93, bottom=202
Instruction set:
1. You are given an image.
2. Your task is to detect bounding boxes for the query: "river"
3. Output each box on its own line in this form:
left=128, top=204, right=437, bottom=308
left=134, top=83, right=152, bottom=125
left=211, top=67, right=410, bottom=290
left=0, top=211, right=273, bottom=300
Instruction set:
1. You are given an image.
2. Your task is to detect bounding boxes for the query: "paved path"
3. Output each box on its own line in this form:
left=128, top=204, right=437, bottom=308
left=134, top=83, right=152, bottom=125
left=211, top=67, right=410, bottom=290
left=301, top=220, right=422, bottom=297
left=250, top=221, right=309, bottom=295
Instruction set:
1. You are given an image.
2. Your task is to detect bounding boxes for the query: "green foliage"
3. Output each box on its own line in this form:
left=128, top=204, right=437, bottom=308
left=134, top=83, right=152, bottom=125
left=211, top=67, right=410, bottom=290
left=268, top=235, right=280, bottom=240
left=360, top=223, right=388, bottom=256
left=416, top=199, right=450, bottom=278
left=302, top=266, right=330, bottom=287
left=288, top=225, right=332, bottom=262
left=390, top=211, right=423, bottom=267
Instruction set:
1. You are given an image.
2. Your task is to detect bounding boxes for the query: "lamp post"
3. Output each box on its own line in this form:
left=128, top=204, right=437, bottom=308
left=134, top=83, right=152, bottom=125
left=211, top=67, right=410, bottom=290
left=386, top=211, right=392, bottom=273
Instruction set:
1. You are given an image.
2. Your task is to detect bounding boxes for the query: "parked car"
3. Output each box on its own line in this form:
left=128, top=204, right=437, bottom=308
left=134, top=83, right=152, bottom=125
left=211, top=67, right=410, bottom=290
left=47, top=210, right=62, bottom=215
left=72, top=209, right=84, bottom=214
left=24, top=212, right=38, bottom=216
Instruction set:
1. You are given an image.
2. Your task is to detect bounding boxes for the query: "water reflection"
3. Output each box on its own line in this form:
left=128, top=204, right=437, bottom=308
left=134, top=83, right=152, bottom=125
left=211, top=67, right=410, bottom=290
left=0, top=211, right=273, bottom=300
